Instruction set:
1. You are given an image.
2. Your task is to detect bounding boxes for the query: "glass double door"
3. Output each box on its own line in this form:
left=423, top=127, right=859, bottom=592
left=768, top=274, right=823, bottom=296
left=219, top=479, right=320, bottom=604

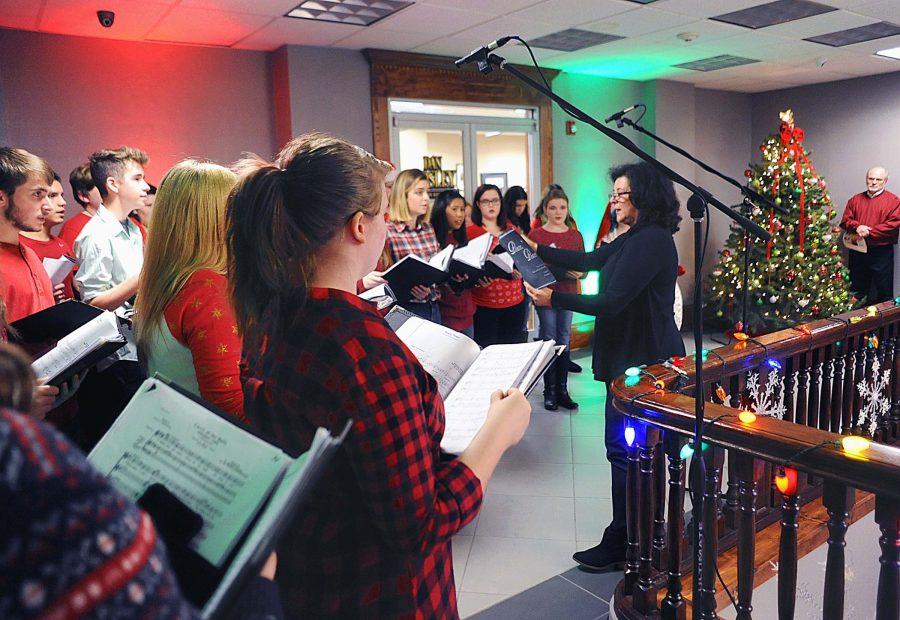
left=389, top=105, right=539, bottom=204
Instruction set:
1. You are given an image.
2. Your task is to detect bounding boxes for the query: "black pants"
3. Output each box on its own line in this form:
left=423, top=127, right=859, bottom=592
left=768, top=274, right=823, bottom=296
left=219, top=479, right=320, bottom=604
left=77, top=360, right=145, bottom=451
left=848, top=245, right=894, bottom=304
left=604, top=381, right=627, bottom=535
left=473, top=300, right=528, bottom=347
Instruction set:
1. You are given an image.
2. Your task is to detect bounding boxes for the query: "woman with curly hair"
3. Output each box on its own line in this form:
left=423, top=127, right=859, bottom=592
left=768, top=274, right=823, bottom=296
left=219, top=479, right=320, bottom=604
left=525, top=161, right=685, bottom=573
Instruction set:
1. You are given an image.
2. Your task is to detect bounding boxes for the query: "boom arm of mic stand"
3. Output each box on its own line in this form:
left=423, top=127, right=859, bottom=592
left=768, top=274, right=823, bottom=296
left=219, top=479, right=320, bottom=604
left=618, top=117, right=788, bottom=216
left=485, top=53, right=771, bottom=242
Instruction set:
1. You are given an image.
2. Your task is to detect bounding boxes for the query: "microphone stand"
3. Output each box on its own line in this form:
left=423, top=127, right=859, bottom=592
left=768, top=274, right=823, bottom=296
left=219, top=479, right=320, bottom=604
left=474, top=52, right=771, bottom=620
left=616, top=116, right=789, bottom=334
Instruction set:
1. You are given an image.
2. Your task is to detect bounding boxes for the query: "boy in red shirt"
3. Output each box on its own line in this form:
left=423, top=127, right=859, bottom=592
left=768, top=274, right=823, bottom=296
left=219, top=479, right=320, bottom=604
left=20, top=173, right=76, bottom=300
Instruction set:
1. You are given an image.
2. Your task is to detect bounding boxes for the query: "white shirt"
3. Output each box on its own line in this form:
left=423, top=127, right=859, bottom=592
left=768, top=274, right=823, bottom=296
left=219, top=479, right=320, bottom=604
left=73, top=204, right=144, bottom=362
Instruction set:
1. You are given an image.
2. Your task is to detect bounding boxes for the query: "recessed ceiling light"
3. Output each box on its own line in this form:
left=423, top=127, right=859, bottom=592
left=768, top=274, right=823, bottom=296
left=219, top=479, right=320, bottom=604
left=712, top=0, right=836, bottom=30
left=529, top=28, right=624, bottom=52
left=875, top=45, right=900, bottom=60
left=286, top=0, right=412, bottom=26
left=675, top=54, right=759, bottom=71
left=805, top=21, right=900, bottom=47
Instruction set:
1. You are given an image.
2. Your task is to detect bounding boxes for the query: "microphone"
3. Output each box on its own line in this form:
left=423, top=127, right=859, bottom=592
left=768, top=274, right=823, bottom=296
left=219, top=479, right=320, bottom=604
left=455, top=36, right=514, bottom=67
left=605, top=104, right=641, bottom=124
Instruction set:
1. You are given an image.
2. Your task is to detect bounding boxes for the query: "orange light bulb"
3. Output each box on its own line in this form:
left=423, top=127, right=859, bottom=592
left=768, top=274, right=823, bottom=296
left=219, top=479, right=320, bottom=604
left=775, top=467, right=798, bottom=496
left=738, top=410, right=757, bottom=424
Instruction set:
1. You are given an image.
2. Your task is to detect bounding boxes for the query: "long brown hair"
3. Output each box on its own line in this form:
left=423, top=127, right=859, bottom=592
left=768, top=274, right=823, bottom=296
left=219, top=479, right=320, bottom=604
left=227, top=133, right=391, bottom=337
left=0, top=342, right=35, bottom=412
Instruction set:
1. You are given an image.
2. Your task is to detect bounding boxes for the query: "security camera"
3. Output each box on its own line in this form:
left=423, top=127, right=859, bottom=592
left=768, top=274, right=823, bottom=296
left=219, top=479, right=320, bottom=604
left=97, top=10, right=115, bottom=28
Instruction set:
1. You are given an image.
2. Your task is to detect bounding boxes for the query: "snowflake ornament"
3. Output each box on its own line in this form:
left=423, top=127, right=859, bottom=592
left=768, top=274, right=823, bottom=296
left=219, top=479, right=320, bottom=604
left=856, top=357, right=890, bottom=437
left=746, top=370, right=787, bottom=419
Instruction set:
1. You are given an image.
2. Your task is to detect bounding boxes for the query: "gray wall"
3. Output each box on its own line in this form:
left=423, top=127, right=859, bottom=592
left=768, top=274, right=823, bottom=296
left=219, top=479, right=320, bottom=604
left=273, top=45, right=373, bottom=152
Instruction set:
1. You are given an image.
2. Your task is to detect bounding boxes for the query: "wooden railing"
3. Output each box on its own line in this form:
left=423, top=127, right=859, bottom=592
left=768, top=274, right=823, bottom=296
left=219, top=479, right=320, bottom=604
left=610, top=300, right=900, bottom=620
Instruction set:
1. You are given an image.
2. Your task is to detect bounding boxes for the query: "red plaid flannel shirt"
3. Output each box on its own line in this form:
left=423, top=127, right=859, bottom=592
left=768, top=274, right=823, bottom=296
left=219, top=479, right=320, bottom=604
left=387, top=221, right=442, bottom=302
left=241, top=288, right=482, bottom=618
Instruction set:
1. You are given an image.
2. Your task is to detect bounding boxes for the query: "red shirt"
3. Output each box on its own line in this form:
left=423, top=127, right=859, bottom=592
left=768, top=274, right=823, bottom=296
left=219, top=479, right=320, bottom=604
left=163, top=269, right=245, bottom=419
left=242, top=287, right=482, bottom=618
left=0, top=242, right=55, bottom=323
left=466, top=224, right=524, bottom=309
left=840, top=190, right=900, bottom=247
left=528, top=226, right=585, bottom=294
left=57, top=211, right=92, bottom=250
left=19, top=234, right=75, bottom=300
left=438, top=234, right=475, bottom=332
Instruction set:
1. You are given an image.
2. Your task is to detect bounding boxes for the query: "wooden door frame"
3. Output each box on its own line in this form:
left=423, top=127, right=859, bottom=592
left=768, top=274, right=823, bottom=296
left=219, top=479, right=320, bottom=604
left=363, top=49, right=559, bottom=188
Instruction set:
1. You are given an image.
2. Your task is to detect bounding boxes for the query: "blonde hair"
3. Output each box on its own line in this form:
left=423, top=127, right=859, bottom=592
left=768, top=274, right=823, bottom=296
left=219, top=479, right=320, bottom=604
left=135, top=159, right=237, bottom=357
left=388, top=169, right=430, bottom=225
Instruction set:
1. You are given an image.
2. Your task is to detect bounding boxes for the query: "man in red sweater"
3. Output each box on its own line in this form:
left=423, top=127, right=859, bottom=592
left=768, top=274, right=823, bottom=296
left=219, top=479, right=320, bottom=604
left=840, top=166, right=900, bottom=303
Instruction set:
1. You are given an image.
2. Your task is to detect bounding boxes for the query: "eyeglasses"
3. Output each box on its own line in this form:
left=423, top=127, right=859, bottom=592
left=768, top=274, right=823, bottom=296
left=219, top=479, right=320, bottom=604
left=609, top=191, right=631, bottom=201
left=480, top=198, right=502, bottom=206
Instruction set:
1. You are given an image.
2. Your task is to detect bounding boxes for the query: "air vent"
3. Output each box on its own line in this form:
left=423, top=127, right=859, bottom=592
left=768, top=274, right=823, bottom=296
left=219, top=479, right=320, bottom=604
left=675, top=54, right=759, bottom=71
left=712, top=0, right=836, bottom=30
left=529, top=28, right=624, bottom=52
left=286, top=0, right=413, bottom=27
left=805, top=21, right=900, bottom=47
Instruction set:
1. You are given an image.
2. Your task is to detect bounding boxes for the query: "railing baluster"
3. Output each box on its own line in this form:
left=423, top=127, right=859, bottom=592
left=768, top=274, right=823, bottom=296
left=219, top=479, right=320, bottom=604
left=633, top=428, right=660, bottom=614
left=661, top=433, right=687, bottom=620
left=874, top=495, right=900, bottom=620
left=822, top=481, right=856, bottom=620
left=796, top=355, right=809, bottom=427
left=842, top=343, right=857, bottom=433
left=698, top=447, right=722, bottom=620
left=777, top=475, right=800, bottom=620
left=653, top=436, right=667, bottom=566
left=734, top=453, right=763, bottom=620
left=784, top=357, right=797, bottom=422
left=808, top=352, right=821, bottom=430
left=819, top=353, right=834, bottom=432
left=831, top=349, right=846, bottom=434
left=625, top=433, right=640, bottom=591
left=891, top=330, right=900, bottom=438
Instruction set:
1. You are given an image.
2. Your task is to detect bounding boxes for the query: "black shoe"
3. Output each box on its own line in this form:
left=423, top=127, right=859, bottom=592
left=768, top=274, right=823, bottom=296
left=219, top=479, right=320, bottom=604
left=573, top=540, right=626, bottom=573
left=557, top=387, right=578, bottom=410
left=543, top=385, right=558, bottom=411
left=568, top=360, right=582, bottom=373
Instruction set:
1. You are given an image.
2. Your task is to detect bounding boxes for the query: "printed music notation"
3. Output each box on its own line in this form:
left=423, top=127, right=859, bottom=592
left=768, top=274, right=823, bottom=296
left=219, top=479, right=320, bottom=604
left=89, top=382, right=288, bottom=567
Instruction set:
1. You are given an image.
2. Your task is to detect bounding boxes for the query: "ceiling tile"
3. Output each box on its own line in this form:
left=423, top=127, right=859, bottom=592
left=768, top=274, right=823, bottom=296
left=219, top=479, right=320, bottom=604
left=761, top=8, right=877, bottom=37
left=231, top=15, right=361, bottom=49
left=699, top=76, right=798, bottom=92
left=331, top=27, right=436, bottom=51
left=146, top=5, right=273, bottom=46
left=38, top=0, right=172, bottom=41
left=179, top=0, right=298, bottom=17
left=410, top=35, right=486, bottom=57
left=459, top=16, right=566, bottom=43
left=581, top=8, right=697, bottom=38
left=419, top=0, right=541, bottom=13
left=851, top=0, right=900, bottom=22
left=650, top=0, right=768, bottom=19
left=812, top=49, right=900, bottom=73
left=639, top=18, right=747, bottom=45
left=372, top=3, right=493, bottom=35
left=508, top=0, right=634, bottom=27
left=0, top=0, right=42, bottom=31
left=717, top=30, right=828, bottom=60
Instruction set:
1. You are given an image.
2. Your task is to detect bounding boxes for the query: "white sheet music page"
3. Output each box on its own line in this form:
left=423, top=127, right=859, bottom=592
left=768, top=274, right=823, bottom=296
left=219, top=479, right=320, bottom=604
left=31, top=311, right=122, bottom=381
left=395, top=315, right=481, bottom=399
left=440, top=340, right=544, bottom=454
left=88, top=379, right=287, bottom=568
left=42, top=255, right=76, bottom=285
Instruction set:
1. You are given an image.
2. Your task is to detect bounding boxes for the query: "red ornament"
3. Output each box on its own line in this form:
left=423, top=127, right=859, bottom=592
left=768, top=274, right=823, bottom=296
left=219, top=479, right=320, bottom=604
left=744, top=169, right=752, bottom=178
left=759, top=144, right=766, bottom=152
left=792, top=127, right=805, bottom=142
left=811, top=305, right=820, bottom=316
left=722, top=249, right=731, bottom=258
left=830, top=246, right=838, bottom=255
left=786, top=270, right=795, bottom=282
left=834, top=272, right=843, bottom=281
left=819, top=265, right=828, bottom=276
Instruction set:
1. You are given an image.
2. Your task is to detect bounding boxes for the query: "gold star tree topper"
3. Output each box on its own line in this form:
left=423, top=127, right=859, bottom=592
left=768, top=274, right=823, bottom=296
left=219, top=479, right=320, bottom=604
left=779, top=109, right=795, bottom=129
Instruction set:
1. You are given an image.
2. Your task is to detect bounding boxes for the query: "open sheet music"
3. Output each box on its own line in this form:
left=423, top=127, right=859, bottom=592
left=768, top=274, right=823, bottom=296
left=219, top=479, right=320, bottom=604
left=382, top=245, right=454, bottom=302
left=88, top=377, right=346, bottom=616
left=387, top=307, right=560, bottom=453
left=31, top=310, right=126, bottom=385
left=42, top=255, right=77, bottom=285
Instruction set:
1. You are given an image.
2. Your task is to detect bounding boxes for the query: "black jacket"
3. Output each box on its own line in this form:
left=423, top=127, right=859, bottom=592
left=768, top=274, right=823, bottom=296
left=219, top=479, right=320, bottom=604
left=537, top=223, right=685, bottom=382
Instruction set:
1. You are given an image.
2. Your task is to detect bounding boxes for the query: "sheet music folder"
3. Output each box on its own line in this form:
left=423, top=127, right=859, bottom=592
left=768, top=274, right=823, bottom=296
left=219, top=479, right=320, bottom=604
left=10, top=299, right=103, bottom=342
left=87, top=375, right=348, bottom=618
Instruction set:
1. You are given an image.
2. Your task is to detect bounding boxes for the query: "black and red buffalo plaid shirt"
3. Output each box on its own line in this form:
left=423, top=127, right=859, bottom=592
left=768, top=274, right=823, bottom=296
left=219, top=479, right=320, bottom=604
left=241, top=287, right=483, bottom=618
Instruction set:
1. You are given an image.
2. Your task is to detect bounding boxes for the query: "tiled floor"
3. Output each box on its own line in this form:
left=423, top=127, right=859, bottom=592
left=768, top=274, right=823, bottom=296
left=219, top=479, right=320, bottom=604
left=455, top=337, right=720, bottom=619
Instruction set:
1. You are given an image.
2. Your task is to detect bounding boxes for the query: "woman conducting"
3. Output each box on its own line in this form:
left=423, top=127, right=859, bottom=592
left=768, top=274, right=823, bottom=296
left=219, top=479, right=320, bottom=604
left=526, top=161, right=685, bottom=572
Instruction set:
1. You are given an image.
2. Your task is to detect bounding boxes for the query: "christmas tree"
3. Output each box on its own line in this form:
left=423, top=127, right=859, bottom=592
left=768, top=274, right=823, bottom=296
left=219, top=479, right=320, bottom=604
left=706, top=110, right=855, bottom=335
